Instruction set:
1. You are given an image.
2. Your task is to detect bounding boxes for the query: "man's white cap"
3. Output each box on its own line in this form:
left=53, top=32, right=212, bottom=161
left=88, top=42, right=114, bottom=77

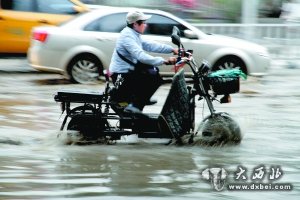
left=126, top=10, right=151, bottom=24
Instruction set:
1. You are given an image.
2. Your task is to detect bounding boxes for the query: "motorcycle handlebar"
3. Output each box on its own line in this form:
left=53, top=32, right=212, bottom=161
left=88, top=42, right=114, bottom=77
left=175, top=49, right=193, bottom=64
left=174, top=48, right=210, bottom=77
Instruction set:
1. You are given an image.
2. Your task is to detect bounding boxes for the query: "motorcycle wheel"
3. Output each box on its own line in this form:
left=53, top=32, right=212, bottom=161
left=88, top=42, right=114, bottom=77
left=194, top=112, right=242, bottom=146
left=66, top=114, right=109, bottom=145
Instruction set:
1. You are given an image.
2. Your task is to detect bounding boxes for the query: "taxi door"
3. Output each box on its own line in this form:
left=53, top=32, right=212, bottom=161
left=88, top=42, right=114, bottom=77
left=0, top=0, right=87, bottom=53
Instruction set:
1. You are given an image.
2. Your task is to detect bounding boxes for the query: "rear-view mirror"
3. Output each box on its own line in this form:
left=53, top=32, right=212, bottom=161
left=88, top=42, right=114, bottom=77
left=184, top=30, right=198, bottom=39
left=73, top=5, right=88, bottom=14
left=171, top=26, right=181, bottom=47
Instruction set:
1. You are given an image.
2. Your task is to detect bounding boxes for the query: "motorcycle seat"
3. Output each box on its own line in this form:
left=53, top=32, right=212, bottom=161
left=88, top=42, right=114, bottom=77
left=54, top=90, right=104, bottom=104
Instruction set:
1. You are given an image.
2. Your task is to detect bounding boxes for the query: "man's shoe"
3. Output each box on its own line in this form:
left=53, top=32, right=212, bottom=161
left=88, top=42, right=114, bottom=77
left=124, top=104, right=142, bottom=114
left=145, top=98, right=157, bottom=105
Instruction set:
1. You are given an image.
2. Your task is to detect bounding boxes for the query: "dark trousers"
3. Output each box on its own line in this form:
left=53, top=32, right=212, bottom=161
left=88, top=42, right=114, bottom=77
left=111, top=70, right=162, bottom=110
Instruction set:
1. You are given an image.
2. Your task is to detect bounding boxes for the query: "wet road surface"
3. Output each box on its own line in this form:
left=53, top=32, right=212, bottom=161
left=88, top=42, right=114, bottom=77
left=0, top=57, right=299, bottom=199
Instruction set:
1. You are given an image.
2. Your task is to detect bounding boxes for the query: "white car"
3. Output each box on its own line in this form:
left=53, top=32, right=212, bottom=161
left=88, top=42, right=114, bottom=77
left=280, top=1, right=300, bottom=23
left=28, top=7, right=270, bottom=84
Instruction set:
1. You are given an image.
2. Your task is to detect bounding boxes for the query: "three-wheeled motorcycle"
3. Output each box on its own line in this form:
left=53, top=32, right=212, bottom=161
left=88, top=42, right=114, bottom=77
left=54, top=26, right=244, bottom=145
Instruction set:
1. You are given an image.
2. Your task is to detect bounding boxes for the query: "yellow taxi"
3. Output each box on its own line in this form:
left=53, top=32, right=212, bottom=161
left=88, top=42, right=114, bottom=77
left=0, top=0, right=89, bottom=53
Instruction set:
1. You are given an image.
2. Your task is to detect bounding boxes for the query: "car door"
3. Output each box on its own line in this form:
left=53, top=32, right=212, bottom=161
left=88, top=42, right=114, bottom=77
left=0, top=0, right=38, bottom=53
left=0, top=0, right=85, bottom=53
left=82, top=12, right=128, bottom=67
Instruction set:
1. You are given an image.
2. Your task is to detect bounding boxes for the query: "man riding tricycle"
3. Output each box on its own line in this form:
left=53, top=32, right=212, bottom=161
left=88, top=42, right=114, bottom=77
left=54, top=18, right=245, bottom=146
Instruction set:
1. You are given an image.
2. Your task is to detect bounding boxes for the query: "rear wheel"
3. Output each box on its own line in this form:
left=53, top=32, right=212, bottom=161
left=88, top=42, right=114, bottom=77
left=66, top=114, right=109, bottom=145
left=67, top=54, right=103, bottom=84
left=212, top=56, right=247, bottom=75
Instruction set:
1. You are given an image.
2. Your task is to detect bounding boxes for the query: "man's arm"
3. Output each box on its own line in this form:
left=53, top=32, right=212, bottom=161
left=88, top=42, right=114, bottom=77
left=141, top=39, right=175, bottom=54
left=123, top=35, right=165, bottom=66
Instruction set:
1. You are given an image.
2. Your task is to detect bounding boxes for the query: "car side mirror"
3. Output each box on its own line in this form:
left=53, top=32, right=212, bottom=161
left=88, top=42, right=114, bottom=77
left=184, top=29, right=198, bottom=39
left=73, top=5, right=88, bottom=13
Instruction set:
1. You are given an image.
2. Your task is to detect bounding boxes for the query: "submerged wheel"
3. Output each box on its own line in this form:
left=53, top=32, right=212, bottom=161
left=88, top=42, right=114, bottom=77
left=66, top=114, right=108, bottom=144
left=67, top=54, right=103, bottom=84
left=195, top=112, right=242, bottom=146
left=212, top=56, right=247, bottom=75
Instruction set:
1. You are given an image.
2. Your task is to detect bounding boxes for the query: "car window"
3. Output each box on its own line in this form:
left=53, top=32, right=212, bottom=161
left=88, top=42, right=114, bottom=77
left=144, top=14, right=188, bottom=37
left=84, top=13, right=127, bottom=32
left=82, top=12, right=188, bottom=36
left=1, top=0, right=35, bottom=12
left=0, top=0, right=78, bottom=14
left=36, top=0, right=78, bottom=14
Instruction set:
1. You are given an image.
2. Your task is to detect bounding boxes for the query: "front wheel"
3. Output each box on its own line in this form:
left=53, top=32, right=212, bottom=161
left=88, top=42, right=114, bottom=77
left=212, top=56, right=247, bottom=75
left=67, top=54, right=103, bottom=84
left=195, top=112, right=242, bottom=146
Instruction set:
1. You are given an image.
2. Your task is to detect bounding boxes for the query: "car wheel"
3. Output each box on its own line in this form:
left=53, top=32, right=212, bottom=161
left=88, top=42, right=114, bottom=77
left=68, top=54, right=103, bottom=84
left=212, top=56, right=247, bottom=75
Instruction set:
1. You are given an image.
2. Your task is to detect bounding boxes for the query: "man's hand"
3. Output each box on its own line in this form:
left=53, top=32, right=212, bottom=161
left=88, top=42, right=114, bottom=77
left=172, top=48, right=179, bottom=55
left=164, top=57, right=177, bottom=65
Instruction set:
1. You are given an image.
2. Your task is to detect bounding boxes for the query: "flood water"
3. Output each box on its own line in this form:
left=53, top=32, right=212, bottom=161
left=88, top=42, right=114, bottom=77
left=0, top=59, right=299, bottom=199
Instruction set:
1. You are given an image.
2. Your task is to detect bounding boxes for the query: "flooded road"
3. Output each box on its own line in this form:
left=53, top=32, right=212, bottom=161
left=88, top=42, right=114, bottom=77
left=0, top=58, right=299, bottom=199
